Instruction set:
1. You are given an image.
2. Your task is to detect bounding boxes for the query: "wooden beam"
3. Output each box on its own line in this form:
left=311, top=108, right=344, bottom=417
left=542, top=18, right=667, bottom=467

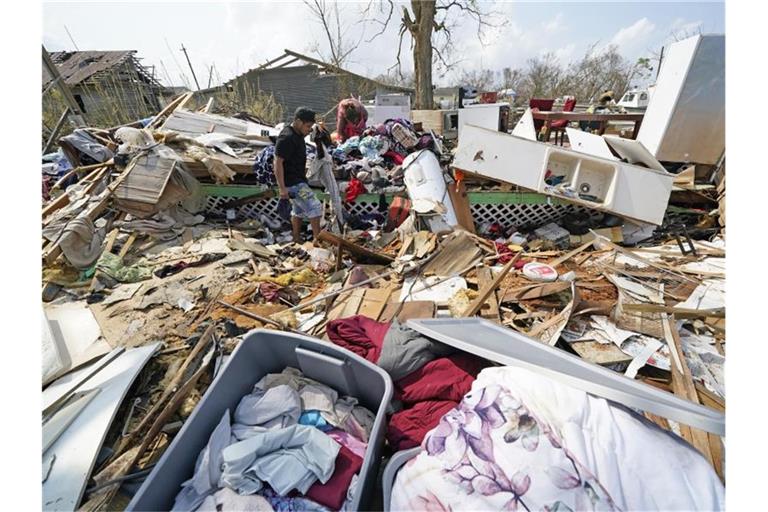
left=664, top=315, right=716, bottom=470
left=462, top=253, right=520, bottom=317
left=476, top=267, right=501, bottom=323
left=42, top=107, right=71, bottom=155
left=549, top=239, right=593, bottom=268
left=316, top=230, right=394, bottom=264
left=623, top=304, right=724, bottom=319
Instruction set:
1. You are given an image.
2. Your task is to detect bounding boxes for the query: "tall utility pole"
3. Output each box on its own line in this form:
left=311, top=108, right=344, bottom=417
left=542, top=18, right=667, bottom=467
left=42, top=45, right=86, bottom=126
left=180, top=44, right=201, bottom=91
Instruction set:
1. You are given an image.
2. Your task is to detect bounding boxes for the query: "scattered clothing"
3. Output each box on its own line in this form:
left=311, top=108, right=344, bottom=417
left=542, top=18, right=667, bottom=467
left=344, top=178, right=366, bottom=203
left=326, top=429, right=368, bottom=460
left=391, top=366, right=725, bottom=511
left=234, top=385, right=302, bottom=430
left=195, top=487, right=274, bottom=512
left=326, top=316, right=456, bottom=382
left=299, top=411, right=333, bottom=432
left=58, top=216, right=107, bottom=269
left=154, top=253, right=227, bottom=278
left=254, top=368, right=376, bottom=442
left=258, top=487, right=332, bottom=512
left=306, top=445, right=363, bottom=510
left=173, top=411, right=232, bottom=512
left=378, top=319, right=455, bottom=381
left=395, top=353, right=488, bottom=404
left=388, top=400, right=458, bottom=450
left=220, top=424, right=340, bottom=496
left=326, top=315, right=390, bottom=363
left=96, top=252, right=153, bottom=283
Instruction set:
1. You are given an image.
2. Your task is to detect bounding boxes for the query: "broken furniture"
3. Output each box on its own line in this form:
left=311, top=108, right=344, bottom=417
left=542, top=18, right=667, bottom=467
left=532, top=111, right=645, bottom=141
left=457, top=102, right=510, bottom=139
left=546, top=96, right=577, bottom=145
left=452, top=124, right=673, bottom=225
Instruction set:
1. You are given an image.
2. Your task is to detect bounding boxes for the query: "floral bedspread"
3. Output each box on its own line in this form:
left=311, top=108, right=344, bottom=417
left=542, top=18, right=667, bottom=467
left=391, top=366, right=724, bottom=512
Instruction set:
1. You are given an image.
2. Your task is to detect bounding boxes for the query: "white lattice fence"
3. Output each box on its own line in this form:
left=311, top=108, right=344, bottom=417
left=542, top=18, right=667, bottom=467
left=205, top=196, right=591, bottom=229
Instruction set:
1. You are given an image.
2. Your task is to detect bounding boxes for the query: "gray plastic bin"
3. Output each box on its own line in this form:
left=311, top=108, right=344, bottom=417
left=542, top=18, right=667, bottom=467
left=382, top=447, right=421, bottom=511
left=126, top=329, right=393, bottom=511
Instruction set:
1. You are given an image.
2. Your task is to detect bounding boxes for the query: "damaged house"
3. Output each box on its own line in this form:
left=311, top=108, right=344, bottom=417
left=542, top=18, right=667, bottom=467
left=42, top=50, right=170, bottom=127
left=201, top=49, right=413, bottom=128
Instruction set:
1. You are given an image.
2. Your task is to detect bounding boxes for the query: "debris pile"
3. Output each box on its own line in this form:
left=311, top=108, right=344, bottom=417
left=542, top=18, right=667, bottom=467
left=42, top=77, right=725, bottom=511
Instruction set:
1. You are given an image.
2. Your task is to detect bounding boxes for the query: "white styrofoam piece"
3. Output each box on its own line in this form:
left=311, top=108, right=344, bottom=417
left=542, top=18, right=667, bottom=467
left=406, top=318, right=724, bottom=435
left=452, top=125, right=673, bottom=225
left=42, top=343, right=160, bottom=511
left=566, top=128, right=617, bottom=160
left=511, top=108, right=537, bottom=141
left=637, top=34, right=725, bottom=165
left=403, top=150, right=458, bottom=226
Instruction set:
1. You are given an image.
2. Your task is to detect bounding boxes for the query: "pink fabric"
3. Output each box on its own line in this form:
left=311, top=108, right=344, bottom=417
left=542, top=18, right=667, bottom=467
left=327, top=428, right=368, bottom=460
left=326, top=315, right=391, bottom=363
left=306, top=445, right=363, bottom=510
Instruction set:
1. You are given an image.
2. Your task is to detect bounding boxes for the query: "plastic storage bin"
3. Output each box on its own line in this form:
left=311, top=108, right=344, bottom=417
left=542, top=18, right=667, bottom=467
left=126, top=329, right=393, bottom=511
left=381, top=447, right=421, bottom=511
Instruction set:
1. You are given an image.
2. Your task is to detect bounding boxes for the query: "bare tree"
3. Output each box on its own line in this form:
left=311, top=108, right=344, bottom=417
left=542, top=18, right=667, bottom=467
left=365, top=0, right=505, bottom=109
left=304, top=0, right=362, bottom=67
left=457, top=68, right=498, bottom=91
left=374, top=70, right=417, bottom=88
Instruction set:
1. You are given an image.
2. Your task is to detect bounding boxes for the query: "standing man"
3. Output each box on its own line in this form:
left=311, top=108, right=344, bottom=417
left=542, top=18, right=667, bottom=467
left=274, top=107, right=324, bottom=242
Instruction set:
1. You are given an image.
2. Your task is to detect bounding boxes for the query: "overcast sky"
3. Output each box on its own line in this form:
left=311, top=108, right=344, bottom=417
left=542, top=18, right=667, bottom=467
left=43, top=1, right=724, bottom=89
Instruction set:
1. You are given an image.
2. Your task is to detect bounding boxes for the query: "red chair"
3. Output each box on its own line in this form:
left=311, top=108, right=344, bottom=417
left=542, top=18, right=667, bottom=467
left=548, top=97, right=577, bottom=145
left=529, top=98, right=555, bottom=135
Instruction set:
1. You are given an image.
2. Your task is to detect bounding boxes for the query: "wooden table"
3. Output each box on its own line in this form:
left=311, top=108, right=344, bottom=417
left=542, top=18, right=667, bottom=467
left=531, top=111, right=645, bottom=142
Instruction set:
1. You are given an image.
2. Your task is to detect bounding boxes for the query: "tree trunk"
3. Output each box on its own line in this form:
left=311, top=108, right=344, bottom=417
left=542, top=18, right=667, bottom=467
left=411, top=0, right=435, bottom=109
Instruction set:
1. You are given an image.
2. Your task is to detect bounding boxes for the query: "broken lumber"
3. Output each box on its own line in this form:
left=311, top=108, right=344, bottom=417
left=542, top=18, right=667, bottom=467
left=462, top=253, right=520, bottom=317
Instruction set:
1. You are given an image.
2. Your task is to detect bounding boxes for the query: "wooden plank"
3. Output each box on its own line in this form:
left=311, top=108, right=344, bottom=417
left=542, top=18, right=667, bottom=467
left=422, top=230, right=482, bottom=276
left=446, top=180, right=475, bottom=234
left=664, top=315, right=716, bottom=466
left=463, top=254, right=520, bottom=317
left=357, top=287, right=392, bottom=321
left=380, top=300, right=436, bottom=323
left=623, top=304, right=724, bottom=319
left=339, top=288, right=365, bottom=319
left=118, top=233, right=138, bottom=258
left=570, top=340, right=634, bottom=366
left=548, top=239, right=593, bottom=268
left=476, top=267, right=501, bottom=323
left=316, top=231, right=394, bottom=264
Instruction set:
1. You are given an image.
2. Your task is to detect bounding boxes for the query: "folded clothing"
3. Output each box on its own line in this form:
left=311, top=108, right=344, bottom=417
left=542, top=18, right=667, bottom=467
left=387, top=400, right=458, bottom=450
left=306, top=445, right=363, bottom=510
left=395, top=353, right=488, bottom=404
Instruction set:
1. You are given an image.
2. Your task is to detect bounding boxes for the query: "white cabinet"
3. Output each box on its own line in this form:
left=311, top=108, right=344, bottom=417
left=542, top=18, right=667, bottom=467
left=452, top=125, right=673, bottom=225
